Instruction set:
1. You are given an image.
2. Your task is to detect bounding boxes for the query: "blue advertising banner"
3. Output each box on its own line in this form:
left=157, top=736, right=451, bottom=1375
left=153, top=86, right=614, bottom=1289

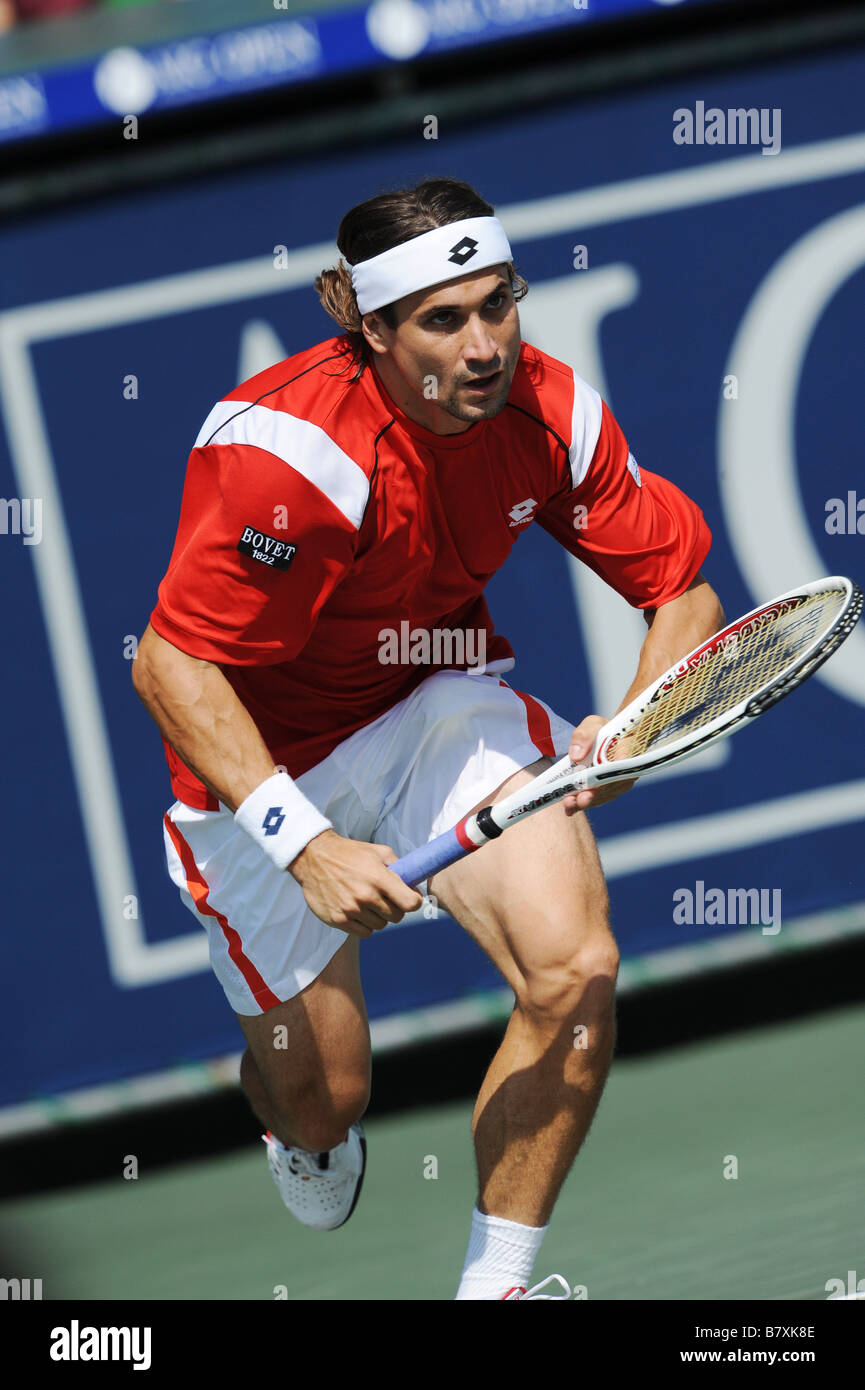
left=1, top=44, right=864, bottom=1111
left=0, top=0, right=723, bottom=145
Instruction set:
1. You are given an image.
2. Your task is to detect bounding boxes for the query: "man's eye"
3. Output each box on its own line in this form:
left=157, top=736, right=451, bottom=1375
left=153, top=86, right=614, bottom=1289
left=427, top=294, right=506, bottom=325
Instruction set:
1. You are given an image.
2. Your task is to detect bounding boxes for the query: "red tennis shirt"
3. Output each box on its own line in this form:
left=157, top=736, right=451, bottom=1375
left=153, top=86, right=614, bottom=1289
left=150, top=335, right=711, bottom=808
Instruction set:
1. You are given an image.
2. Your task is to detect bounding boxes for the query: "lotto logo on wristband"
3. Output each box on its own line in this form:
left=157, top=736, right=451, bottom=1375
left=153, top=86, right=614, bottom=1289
left=262, top=807, right=286, bottom=836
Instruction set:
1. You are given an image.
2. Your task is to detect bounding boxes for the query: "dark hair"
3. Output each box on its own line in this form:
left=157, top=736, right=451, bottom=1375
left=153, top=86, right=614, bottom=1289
left=314, top=177, right=527, bottom=376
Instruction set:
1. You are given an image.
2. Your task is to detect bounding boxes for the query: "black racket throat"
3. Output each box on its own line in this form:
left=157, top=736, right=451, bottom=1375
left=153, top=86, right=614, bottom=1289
left=475, top=805, right=503, bottom=840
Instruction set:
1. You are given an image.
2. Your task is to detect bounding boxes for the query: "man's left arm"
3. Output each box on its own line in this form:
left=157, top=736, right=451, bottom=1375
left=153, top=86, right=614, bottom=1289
left=533, top=395, right=723, bottom=813
left=564, top=571, right=725, bottom=813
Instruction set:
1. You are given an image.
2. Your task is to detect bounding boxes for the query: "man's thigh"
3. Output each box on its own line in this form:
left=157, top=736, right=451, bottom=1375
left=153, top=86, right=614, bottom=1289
left=428, top=758, right=617, bottom=997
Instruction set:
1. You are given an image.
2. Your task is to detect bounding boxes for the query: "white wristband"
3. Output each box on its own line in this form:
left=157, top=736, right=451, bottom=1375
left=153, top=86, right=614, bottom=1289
left=234, top=772, right=333, bottom=871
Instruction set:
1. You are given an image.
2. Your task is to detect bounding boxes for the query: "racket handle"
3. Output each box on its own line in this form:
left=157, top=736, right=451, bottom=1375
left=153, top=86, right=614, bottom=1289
left=388, top=826, right=467, bottom=888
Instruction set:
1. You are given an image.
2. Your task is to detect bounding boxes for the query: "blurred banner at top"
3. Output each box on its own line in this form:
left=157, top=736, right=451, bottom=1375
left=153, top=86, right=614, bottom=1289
left=0, top=0, right=727, bottom=141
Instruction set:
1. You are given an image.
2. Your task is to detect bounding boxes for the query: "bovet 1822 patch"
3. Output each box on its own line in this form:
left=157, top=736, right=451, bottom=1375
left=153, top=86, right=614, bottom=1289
left=237, top=525, right=297, bottom=570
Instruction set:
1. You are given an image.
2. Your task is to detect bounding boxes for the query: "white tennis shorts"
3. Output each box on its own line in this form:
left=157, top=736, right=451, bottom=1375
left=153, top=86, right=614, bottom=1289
left=163, top=664, right=575, bottom=1015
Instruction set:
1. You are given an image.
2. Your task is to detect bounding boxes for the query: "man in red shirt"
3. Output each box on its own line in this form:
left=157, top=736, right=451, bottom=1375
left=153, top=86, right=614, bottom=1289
left=133, top=176, right=723, bottom=1299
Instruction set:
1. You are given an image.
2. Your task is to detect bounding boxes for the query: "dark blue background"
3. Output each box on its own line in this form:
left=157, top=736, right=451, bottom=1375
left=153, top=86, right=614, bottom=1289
left=1, top=46, right=863, bottom=1106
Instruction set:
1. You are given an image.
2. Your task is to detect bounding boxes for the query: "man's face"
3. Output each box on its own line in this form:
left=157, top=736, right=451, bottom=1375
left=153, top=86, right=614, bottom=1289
left=363, top=266, right=522, bottom=429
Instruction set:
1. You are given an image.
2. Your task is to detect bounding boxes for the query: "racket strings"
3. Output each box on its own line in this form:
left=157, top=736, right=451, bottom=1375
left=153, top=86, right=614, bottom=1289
left=605, top=587, right=848, bottom=760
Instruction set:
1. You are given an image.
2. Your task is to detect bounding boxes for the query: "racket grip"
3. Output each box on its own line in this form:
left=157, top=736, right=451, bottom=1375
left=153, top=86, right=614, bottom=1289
left=388, top=826, right=466, bottom=888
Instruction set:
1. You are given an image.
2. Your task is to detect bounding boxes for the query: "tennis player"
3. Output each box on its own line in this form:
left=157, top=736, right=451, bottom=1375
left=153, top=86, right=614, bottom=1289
left=133, top=176, right=723, bottom=1300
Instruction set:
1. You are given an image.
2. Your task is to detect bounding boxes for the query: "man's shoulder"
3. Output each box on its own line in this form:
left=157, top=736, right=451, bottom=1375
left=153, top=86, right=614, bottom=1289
left=507, top=341, right=606, bottom=485
left=192, top=336, right=386, bottom=478
left=508, top=341, right=602, bottom=442
left=223, top=335, right=360, bottom=419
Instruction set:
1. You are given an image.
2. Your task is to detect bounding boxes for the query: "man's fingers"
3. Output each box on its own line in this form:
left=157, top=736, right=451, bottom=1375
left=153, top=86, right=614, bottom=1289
left=568, top=714, right=607, bottom=764
left=382, top=878, right=424, bottom=915
left=346, top=905, right=390, bottom=934
left=340, top=919, right=374, bottom=939
left=337, top=867, right=422, bottom=930
left=564, top=775, right=638, bottom=815
left=352, top=891, right=408, bottom=928
left=371, top=845, right=424, bottom=913
left=323, top=898, right=389, bottom=935
left=298, top=836, right=423, bottom=931
left=563, top=789, right=596, bottom=812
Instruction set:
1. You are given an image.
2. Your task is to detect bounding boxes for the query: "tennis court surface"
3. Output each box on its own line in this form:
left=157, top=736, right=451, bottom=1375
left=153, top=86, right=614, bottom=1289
left=3, top=1000, right=861, bottom=1302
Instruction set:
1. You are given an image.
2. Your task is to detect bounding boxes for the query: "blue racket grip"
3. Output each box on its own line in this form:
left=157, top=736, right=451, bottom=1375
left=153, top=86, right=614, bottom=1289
left=388, top=826, right=466, bottom=888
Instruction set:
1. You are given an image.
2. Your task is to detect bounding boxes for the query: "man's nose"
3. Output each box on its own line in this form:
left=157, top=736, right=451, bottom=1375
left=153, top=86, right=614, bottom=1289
left=463, top=318, right=500, bottom=364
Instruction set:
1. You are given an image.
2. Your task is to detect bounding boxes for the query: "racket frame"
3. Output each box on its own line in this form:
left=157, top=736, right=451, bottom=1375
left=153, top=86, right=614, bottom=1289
left=389, top=575, right=863, bottom=885
left=495, top=575, right=862, bottom=821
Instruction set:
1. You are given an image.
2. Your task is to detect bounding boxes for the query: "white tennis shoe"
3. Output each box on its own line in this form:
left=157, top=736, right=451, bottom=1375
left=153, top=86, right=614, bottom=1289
left=262, top=1123, right=367, bottom=1231
left=502, top=1274, right=572, bottom=1300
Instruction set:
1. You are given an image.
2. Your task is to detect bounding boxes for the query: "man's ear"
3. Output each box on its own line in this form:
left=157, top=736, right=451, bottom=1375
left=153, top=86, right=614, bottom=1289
left=360, top=312, right=390, bottom=357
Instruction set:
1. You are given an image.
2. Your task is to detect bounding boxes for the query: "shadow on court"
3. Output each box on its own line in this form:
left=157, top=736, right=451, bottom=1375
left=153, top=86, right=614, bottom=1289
left=2, top=933, right=864, bottom=1200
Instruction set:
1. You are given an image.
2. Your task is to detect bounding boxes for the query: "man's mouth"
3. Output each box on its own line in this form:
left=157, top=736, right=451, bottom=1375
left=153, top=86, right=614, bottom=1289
left=463, top=369, right=504, bottom=394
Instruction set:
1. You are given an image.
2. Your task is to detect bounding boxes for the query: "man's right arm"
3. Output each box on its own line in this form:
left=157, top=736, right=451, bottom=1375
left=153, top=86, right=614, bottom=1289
left=132, top=623, right=422, bottom=935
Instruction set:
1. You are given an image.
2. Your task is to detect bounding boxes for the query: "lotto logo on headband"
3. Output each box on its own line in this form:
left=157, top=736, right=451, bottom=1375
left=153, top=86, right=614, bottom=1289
left=447, top=236, right=479, bottom=266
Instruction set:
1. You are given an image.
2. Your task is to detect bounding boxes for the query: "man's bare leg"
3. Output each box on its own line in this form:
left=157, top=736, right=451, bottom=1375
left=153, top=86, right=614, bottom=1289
left=429, top=758, right=618, bottom=1288
left=237, top=934, right=370, bottom=1154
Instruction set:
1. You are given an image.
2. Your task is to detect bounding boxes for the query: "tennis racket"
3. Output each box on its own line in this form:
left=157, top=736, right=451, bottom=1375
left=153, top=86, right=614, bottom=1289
left=388, top=575, right=863, bottom=888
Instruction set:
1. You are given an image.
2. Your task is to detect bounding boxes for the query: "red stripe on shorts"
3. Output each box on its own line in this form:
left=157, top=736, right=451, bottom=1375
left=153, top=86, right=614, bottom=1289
left=163, top=812, right=281, bottom=1011
left=505, top=684, right=556, bottom=758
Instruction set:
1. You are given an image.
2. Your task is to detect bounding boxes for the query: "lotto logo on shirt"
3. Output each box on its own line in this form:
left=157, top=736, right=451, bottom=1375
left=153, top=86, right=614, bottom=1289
left=508, top=498, right=538, bottom=527
left=237, top=525, right=298, bottom=570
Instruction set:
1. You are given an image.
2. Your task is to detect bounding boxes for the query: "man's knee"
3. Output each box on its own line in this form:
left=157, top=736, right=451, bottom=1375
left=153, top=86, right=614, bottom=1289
left=242, top=1050, right=370, bottom=1152
left=275, top=1082, right=369, bottom=1153
left=514, top=926, right=619, bottom=1028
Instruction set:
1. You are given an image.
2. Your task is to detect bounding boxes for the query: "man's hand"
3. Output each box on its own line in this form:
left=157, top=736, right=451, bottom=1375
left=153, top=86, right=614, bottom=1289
left=562, top=576, right=723, bottom=815
left=562, top=715, right=636, bottom=815
left=289, top=829, right=423, bottom=936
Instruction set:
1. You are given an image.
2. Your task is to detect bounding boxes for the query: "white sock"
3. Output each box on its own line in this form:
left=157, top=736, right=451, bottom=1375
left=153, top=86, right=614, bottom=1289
left=455, top=1207, right=548, bottom=1300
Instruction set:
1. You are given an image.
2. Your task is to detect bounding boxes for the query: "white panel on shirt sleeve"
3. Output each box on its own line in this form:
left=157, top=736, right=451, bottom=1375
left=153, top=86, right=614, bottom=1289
left=194, top=399, right=241, bottom=450
left=568, top=370, right=603, bottom=489
left=193, top=399, right=370, bottom=531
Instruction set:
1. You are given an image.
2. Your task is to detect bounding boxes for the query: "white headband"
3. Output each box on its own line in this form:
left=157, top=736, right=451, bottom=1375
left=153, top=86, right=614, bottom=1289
left=350, top=216, right=513, bottom=315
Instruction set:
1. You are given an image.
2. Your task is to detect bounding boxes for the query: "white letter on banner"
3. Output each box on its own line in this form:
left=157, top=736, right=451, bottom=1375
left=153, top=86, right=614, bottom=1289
left=718, top=204, right=865, bottom=706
